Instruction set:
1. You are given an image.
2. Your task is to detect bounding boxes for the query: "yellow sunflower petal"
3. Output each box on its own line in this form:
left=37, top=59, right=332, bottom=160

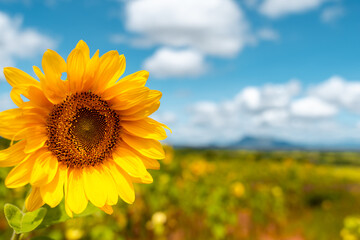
left=122, top=117, right=168, bottom=140
left=119, top=70, right=148, bottom=86
left=121, top=134, right=165, bottom=159
left=66, top=168, right=88, bottom=214
left=92, top=50, right=123, bottom=94
left=0, top=108, right=21, bottom=121
left=24, top=107, right=49, bottom=119
left=75, top=40, right=90, bottom=62
left=40, top=165, right=66, bottom=208
left=108, top=87, right=150, bottom=110
left=33, top=65, right=45, bottom=82
left=106, top=54, right=126, bottom=87
left=63, top=174, right=73, bottom=217
left=0, top=141, right=27, bottom=167
left=27, top=86, right=53, bottom=111
left=41, top=49, right=67, bottom=102
left=112, top=146, right=148, bottom=178
left=119, top=92, right=161, bottom=121
left=117, top=90, right=161, bottom=115
left=3, top=67, right=40, bottom=89
left=24, top=129, right=48, bottom=153
left=42, top=49, right=67, bottom=83
left=82, top=166, right=107, bottom=207
left=82, top=165, right=118, bottom=207
left=104, top=161, right=135, bottom=204
left=33, top=65, right=64, bottom=104
left=25, top=187, right=45, bottom=212
left=82, top=50, right=100, bottom=91
left=0, top=108, right=47, bottom=141
left=5, top=152, right=38, bottom=188
left=10, top=88, right=24, bottom=107
left=101, top=69, right=148, bottom=101
left=101, top=165, right=118, bottom=205
left=0, top=108, right=24, bottom=140
left=30, top=152, right=58, bottom=187
left=130, top=171, right=153, bottom=184
left=124, top=101, right=160, bottom=121
left=67, top=48, right=86, bottom=92
left=65, top=201, right=73, bottom=218
left=141, top=157, right=160, bottom=170
left=100, top=204, right=113, bottom=215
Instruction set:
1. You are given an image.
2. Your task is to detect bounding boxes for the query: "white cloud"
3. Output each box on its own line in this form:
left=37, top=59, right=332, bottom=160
left=152, top=111, right=177, bottom=125
left=168, top=76, right=360, bottom=146
left=0, top=11, right=56, bottom=80
left=259, top=0, right=327, bottom=18
left=169, top=80, right=304, bottom=145
left=236, top=87, right=262, bottom=111
left=255, top=109, right=289, bottom=126
left=125, top=0, right=250, bottom=57
left=190, top=101, right=220, bottom=126
left=321, top=6, right=344, bottom=23
left=290, top=96, right=338, bottom=118
left=234, top=80, right=301, bottom=112
left=309, top=76, right=360, bottom=113
left=143, top=48, right=206, bottom=78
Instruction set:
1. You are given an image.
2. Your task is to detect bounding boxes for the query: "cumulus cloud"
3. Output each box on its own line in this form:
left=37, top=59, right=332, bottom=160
left=290, top=96, right=338, bottom=118
left=233, top=80, right=300, bottom=112
left=254, top=109, right=289, bottom=127
left=309, top=76, right=360, bottom=113
left=121, top=0, right=286, bottom=78
left=152, top=111, right=177, bottom=126
left=143, top=48, right=206, bottom=78
left=125, top=0, right=249, bottom=57
left=0, top=11, right=56, bottom=80
left=321, top=6, right=344, bottom=23
left=259, top=0, right=328, bottom=18
left=169, top=76, right=360, bottom=146
left=170, top=80, right=303, bottom=145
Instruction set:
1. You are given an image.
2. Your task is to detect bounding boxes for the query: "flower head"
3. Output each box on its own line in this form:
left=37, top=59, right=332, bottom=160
left=0, top=40, right=169, bottom=216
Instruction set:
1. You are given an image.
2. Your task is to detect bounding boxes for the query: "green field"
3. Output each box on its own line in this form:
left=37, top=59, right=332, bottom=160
left=1, top=141, right=360, bottom=240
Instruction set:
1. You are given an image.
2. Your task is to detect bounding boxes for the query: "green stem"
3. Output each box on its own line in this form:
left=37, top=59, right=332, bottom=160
left=10, top=231, right=22, bottom=240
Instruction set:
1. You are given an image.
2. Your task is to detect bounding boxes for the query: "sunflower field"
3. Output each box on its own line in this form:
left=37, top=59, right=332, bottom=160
left=1, top=139, right=360, bottom=240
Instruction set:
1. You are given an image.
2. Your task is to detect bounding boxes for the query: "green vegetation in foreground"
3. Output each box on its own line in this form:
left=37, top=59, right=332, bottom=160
left=1, top=142, right=360, bottom=239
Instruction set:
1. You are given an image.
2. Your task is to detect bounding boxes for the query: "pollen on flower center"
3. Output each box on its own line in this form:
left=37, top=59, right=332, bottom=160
left=46, top=92, right=120, bottom=168
left=70, top=108, right=107, bottom=150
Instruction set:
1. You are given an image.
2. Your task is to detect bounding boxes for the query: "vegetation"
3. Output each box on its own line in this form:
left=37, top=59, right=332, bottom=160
left=1, top=141, right=360, bottom=240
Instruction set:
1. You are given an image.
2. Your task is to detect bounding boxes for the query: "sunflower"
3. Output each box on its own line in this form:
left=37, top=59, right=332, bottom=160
left=0, top=40, right=169, bottom=217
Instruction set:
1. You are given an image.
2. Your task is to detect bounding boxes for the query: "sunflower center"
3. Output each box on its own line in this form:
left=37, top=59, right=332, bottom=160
left=46, top=92, right=120, bottom=168
left=70, top=108, right=107, bottom=150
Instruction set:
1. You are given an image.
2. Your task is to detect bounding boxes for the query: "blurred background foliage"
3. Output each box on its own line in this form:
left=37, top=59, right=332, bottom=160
left=1, top=140, right=360, bottom=240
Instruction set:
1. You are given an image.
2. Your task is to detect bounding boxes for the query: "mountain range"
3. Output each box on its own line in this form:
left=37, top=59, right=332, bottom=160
left=176, top=136, right=360, bottom=151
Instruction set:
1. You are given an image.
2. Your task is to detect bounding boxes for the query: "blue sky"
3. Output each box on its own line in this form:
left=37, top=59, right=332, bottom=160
left=0, top=0, right=360, bottom=146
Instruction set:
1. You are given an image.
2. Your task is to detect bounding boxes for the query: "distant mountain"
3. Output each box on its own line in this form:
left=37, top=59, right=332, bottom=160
left=228, top=136, right=302, bottom=150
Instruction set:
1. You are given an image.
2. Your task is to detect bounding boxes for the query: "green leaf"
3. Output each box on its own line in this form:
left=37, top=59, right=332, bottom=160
left=4, top=203, right=47, bottom=234
left=22, top=208, right=47, bottom=233
left=4, top=204, right=23, bottom=233
left=37, top=201, right=99, bottom=229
